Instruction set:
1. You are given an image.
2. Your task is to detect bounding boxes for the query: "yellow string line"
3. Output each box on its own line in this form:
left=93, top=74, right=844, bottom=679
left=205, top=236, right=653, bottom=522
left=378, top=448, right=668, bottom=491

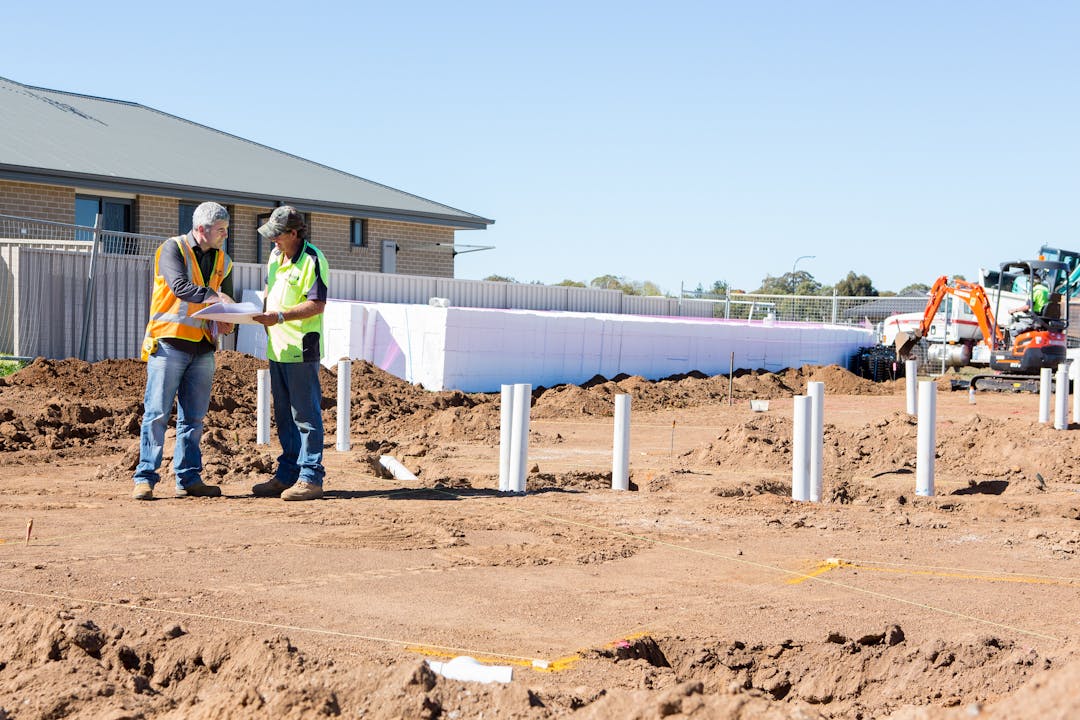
left=791, top=557, right=1080, bottom=588
left=415, top=488, right=1064, bottom=644
left=0, top=586, right=550, bottom=666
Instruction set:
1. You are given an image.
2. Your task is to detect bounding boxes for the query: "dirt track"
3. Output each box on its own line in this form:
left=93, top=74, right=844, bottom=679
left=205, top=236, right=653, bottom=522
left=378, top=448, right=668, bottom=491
left=1, top=353, right=1079, bottom=719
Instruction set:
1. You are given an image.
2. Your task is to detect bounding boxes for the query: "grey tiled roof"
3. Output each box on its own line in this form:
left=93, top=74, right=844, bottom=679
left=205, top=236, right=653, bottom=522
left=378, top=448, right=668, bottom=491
left=0, top=77, right=492, bottom=229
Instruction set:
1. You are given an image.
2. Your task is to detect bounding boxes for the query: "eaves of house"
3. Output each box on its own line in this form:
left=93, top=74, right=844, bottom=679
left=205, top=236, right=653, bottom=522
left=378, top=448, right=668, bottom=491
left=0, top=76, right=492, bottom=230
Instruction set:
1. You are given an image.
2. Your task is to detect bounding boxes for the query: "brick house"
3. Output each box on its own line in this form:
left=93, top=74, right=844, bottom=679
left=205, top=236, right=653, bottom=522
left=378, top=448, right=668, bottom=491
left=0, top=76, right=493, bottom=275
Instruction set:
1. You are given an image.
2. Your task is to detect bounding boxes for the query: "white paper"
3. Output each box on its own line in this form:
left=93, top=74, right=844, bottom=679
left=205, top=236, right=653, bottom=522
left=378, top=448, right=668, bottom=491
left=192, top=301, right=264, bottom=325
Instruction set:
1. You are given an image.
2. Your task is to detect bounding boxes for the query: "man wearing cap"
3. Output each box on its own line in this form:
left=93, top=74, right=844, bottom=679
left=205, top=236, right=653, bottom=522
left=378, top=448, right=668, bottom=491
left=132, top=201, right=234, bottom=500
left=251, top=206, right=330, bottom=501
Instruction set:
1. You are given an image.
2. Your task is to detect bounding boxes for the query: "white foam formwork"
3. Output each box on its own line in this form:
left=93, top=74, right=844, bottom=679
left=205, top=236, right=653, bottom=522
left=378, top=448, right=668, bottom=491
left=297, top=301, right=875, bottom=392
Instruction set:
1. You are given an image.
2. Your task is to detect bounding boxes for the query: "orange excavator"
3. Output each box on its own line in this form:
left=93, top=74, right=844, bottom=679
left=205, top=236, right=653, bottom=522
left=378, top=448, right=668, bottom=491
left=896, top=260, right=1071, bottom=391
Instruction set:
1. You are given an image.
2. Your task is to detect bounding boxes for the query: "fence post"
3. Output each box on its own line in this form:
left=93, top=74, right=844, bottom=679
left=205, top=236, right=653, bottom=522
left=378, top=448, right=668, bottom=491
left=78, top=214, right=103, bottom=362
left=831, top=290, right=838, bottom=324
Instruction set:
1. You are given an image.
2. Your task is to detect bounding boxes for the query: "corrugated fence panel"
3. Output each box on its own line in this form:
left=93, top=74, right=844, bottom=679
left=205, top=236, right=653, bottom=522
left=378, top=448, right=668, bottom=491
left=329, top=270, right=437, bottom=304
left=506, top=284, right=567, bottom=311
left=0, top=244, right=18, bottom=355
left=16, top=249, right=153, bottom=361
left=565, top=286, right=623, bottom=313
left=18, top=249, right=86, bottom=359
left=623, top=295, right=680, bottom=317
left=434, top=278, right=508, bottom=309
left=677, top=298, right=722, bottom=318
left=84, top=254, right=153, bottom=361
left=232, top=263, right=266, bottom=302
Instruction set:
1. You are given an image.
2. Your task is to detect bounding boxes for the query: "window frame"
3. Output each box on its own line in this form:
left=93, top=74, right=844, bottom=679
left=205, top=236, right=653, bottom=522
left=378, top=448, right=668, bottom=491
left=350, top=218, right=368, bottom=248
left=75, top=194, right=133, bottom=251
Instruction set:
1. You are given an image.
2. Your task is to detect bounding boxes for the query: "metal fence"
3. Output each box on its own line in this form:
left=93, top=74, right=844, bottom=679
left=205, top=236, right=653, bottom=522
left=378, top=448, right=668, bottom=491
left=0, top=212, right=921, bottom=362
left=0, top=214, right=165, bottom=362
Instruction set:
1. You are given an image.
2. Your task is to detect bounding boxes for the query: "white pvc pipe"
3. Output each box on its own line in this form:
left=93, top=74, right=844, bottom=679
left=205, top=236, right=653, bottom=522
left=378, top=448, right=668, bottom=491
left=1073, top=375, right=1080, bottom=428
left=379, top=454, right=417, bottom=481
left=498, top=384, right=513, bottom=492
left=1039, top=367, right=1053, bottom=423
left=612, top=394, right=631, bottom=491
left=905, top=360, right=918, bottom=415
left=1055, top=363, right=1068, bottom=430
left=256, top=368, right=270, bottom=445
left=916, top=380, right=936, bottom=496
left=336, top=359, right=351, bottom=452
left=509, top=383, right=531, bottom=494
left=807, top=382, right=824, bottom=502
left=791, top=395, right=811, bottom=502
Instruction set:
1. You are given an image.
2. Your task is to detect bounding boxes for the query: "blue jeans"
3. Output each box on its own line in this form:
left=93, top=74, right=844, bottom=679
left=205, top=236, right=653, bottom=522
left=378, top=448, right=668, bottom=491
left=270, top=360, right=325, bottom=487
left=133, top=342, right=215, bottom=490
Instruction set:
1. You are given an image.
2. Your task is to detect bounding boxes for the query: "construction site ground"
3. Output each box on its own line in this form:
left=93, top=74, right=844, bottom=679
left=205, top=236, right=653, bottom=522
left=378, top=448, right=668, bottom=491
left=1, top=353, right=1079, bottom=719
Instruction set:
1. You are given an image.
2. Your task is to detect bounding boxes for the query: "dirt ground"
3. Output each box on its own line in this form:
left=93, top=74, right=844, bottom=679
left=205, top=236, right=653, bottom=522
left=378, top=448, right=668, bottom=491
left=1, top=352, right=1079, bottom=719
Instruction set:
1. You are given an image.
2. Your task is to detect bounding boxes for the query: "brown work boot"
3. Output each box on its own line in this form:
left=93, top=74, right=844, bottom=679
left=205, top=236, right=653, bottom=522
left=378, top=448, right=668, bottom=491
left=252, top=478, right=290, bottom=497
left=132, top=483, right=153, bottom=501
left=281, top=481, right=323, bottom=501
left=175, top=481, right=222, bottom=498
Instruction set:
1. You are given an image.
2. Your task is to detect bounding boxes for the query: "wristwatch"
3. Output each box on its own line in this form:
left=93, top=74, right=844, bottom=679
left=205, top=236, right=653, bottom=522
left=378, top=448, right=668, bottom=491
left=276, top=311, right=285, bottom=325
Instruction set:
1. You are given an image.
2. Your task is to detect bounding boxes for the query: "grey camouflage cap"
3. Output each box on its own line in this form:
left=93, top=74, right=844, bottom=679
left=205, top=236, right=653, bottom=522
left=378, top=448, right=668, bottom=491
left=258, top=206, right=306, bottom=238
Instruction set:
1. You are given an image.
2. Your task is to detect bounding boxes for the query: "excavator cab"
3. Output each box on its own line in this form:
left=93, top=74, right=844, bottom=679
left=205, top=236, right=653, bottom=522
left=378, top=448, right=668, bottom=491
left=986, top=260, right=1069, bottom=374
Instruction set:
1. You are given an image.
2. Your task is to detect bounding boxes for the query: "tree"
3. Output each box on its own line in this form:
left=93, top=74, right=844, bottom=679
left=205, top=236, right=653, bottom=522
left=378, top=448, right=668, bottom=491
left=590, top=274, right=627, bottom=292
left=898, top=282, right=931, bottom=295
left=755, top=271, right=821, bottom=295
left=555, top=279, right=586, bottom=287
left=633, top=280, right=664, bottom=296
left=484, top=274, right=517, bottom=283
left=834, top=271, right=878, bottom=297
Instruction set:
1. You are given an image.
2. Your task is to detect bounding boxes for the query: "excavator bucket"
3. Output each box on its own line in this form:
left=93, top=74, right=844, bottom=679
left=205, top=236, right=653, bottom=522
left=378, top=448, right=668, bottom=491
left=894, top=331, right=920, bottom=361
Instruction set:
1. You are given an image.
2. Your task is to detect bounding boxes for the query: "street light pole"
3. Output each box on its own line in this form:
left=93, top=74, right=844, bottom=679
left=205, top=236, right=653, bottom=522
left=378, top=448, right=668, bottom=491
left=791, top=255, right=815, bottom=293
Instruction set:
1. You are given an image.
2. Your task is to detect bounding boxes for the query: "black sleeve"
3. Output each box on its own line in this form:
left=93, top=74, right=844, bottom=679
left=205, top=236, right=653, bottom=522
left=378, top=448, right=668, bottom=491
left=305, top=248, right=329, bottom=303
left=159, top=240, right=222, bottom=304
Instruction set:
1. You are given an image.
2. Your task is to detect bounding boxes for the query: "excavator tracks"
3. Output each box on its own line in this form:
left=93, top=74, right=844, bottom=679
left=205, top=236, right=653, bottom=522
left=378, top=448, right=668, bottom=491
left=968, top=374, right=1041, bottom=393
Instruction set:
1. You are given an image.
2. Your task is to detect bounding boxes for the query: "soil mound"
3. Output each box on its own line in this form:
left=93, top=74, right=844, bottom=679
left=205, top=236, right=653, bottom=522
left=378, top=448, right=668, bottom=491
left=2, top=604, right=1070, bottom=720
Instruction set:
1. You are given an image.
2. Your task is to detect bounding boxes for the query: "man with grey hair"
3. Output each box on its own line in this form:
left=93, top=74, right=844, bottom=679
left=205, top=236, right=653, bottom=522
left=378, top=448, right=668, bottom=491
left=132, top=201, right=235, bottom=500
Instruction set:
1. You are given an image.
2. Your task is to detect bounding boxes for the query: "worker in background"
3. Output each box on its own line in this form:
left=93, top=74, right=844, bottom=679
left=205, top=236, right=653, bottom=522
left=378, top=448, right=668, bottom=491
left=1031, top=272, right=1050, bottom=314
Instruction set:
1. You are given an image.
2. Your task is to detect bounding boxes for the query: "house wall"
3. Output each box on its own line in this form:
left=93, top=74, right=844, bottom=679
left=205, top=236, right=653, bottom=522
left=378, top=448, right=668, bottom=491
left=0, top=180, right=73, bottom=223
left=135, top=195, right=177, bottom=238
left=0, top=180, right=459, bottom=277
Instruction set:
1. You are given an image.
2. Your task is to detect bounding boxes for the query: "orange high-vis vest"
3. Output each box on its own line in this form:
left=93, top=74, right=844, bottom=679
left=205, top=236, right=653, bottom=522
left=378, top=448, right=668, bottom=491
left=141, top=236, right=231, bottom=360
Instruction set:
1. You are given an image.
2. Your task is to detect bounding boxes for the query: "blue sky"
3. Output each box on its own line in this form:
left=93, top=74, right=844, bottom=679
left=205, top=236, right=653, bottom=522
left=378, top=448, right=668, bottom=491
left=4, top=1, right=1077, bottom=294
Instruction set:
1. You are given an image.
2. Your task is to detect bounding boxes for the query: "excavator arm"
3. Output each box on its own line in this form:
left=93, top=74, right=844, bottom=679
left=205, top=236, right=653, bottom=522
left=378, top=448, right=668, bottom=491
left=895, top=276, right=1004, bottom=360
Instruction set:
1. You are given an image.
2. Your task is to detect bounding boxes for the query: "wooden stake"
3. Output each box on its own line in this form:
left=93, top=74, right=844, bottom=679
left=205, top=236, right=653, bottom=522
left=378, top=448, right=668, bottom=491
left=25, top=518, right=32, bottom=546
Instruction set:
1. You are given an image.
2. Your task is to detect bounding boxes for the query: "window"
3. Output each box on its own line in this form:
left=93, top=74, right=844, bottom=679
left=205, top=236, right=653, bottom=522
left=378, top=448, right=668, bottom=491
left=178, top=202, right=198, bottom=235
left=76, top=195, right=133, bottom=252
left=350, top=218, right=367, bottom=247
